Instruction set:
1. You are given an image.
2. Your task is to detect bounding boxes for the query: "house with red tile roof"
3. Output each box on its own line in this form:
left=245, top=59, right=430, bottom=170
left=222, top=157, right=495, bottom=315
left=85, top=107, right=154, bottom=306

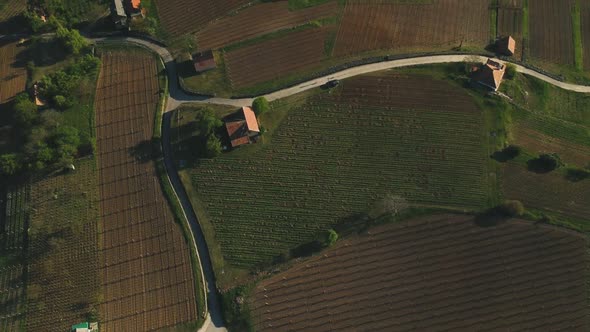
left=497, top=36, right=516, bottom=56
left=225, top=107, right=260, bottom=147
left=472, top=59, right=506, bottom=91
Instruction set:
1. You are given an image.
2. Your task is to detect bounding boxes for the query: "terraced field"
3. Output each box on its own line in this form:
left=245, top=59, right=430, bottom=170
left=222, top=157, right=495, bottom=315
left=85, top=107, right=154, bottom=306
left=225, top=27, right=329, bottom=89
left=196, top=1, right=338, bottom=51
left=528, top=0, right=575, bottom=65
left=95, top=51, right=198, bottom=331
left=155, top=0, right=249, bottom=36
left=250, top=214, right=590, bottom=331
left=334, top=0, right=490, bottom=57
left=183, top=74, right=490, bottom=268
left=502, top=163, right=590, bottom=221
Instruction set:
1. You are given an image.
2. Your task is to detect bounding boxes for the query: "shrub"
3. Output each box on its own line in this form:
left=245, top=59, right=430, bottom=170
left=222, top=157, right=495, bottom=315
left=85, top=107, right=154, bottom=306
left=565, top=167, right=589, bottom=182
left=527, top=153, right=562, bottom=173
left=0, top=154, right=20, bottom=176
left=13, top=94, right=38, bottom=127
left=205, top=135, right=222, bottom=158
left=325, top=229, right=338, bottom=247
left=497, top=200, right=525, bottom=217
left=252, top=97, right=270, bottom=116
left=56, top=26, right=88, bottom=55
left=505, top=63, right=517, bottom=80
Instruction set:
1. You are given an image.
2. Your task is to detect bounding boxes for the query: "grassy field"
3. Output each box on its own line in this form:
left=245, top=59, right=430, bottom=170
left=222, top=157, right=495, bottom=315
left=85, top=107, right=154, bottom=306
left=173, top=72, right=495, bottom=279
left=26, top=157, right=101, bottom=331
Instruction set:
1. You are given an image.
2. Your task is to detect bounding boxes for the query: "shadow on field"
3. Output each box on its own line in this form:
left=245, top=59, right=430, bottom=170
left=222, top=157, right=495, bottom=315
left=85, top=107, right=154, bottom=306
left=129, top=139, right=155, bottom=163
left=473, top=208, right=512, bottom=228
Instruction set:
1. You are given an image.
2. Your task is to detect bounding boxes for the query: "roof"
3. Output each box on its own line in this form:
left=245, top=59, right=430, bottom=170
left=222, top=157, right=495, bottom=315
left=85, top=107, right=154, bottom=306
left=72, top=322, right=89, bottom=329
left=193, top=50, right=216, bottom=73
left=497, top=36, right=516, bottom=55
left=242, top=107, right=259, bottom=132
left=225, top=107, right=260, bottom=147
left=131, top=0, right=141, bottom=9
left=473, top=59, right=505, bottom=91
left=112, top=0, right=125, bottom=17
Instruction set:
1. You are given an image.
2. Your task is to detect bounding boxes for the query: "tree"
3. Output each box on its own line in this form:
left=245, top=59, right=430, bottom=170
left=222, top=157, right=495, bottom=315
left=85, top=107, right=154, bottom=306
left=205, top=135, right=222, bottom=158
left=325, top=229, right=338, bottom=247
left=497, top=200, right=525, bottom=217
left=23, top=10, right=46, bottom=33
left=252, top=97, right=270, bottom=116
left=56, top=26, right=88, bottom=55
left=527, top=153, right=562, bottom=173
left=53, top=95, right=71, bottom=109
left=0, top=154, right=20, bottom=176
left=13, top=94, right=38, bottom=127
left=51, top=125, right=80, bottom=162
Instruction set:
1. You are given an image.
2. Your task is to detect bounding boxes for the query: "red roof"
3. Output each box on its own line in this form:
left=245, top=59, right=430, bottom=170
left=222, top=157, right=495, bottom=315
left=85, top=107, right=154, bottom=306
left=193, top=50, right=216, bottom=73
left=497, top=36, right=516, bottom=56
left=131, top=0, right=140, bottom=9
left=242, top=107, right=259, bottom=132
left=473, top=59, right=505, bottom=91
left=225, top=107, right=260, bottom=147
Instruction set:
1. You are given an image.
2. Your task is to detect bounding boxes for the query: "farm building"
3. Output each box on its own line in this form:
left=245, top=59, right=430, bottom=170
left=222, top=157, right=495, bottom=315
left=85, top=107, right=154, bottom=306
left=472, top=59, right=506, bottom=91
left=71, top=322, right=98, bottom=332
left=110, top=0, right=127, bottom=28
left=497, top=36, right=516, bottom=56
left=193, top=50, right=216, bottom=73
left=225, top=106, right=260, bottom=147
left=126, top=0, right=143, bottom=17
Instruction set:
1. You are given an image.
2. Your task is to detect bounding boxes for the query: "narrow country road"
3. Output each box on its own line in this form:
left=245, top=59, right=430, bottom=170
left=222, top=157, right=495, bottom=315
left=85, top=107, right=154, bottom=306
left=92, top=36, right=590, bottom=332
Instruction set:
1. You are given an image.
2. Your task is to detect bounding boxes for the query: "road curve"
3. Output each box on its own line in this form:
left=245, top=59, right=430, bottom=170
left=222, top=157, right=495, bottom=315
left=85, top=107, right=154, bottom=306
left=92, top=36, right=590, bottom=332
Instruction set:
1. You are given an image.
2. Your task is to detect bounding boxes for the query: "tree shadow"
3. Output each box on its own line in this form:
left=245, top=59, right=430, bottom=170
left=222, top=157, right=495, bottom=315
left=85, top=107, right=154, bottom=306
left=526, top=158, right=554, bottom=174
left=128, top=139, right=156, bottom=163
left=16, top=38, right=67, bottom=68
left=473, top=207, right=511, bottom=228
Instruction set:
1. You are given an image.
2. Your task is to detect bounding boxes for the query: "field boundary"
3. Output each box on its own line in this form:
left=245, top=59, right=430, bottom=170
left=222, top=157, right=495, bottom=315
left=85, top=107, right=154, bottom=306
left=153, top=55, right=209, bottom=328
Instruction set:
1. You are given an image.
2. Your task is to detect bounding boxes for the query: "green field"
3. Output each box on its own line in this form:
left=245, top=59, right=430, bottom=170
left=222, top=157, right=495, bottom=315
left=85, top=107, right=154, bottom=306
left=175, top=73, right=493, bottom=273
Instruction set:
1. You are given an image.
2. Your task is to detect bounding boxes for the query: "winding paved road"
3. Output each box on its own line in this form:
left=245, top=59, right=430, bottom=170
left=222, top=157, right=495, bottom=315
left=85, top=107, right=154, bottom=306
left=93, top=36, right=590, bottom=332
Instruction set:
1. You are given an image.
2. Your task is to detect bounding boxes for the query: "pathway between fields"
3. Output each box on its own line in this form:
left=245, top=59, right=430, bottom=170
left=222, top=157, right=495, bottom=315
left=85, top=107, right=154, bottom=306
left=93, top=36, right=590, bottom=332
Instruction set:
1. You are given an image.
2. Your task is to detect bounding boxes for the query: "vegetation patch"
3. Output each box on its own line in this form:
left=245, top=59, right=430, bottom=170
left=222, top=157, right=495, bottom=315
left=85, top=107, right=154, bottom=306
left=177, top=74, right=491, bottom=270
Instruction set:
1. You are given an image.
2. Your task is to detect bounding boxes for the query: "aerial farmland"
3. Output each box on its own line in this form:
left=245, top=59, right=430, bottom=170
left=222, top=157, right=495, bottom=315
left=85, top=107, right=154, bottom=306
left=0, top=0, right=589, bottom=331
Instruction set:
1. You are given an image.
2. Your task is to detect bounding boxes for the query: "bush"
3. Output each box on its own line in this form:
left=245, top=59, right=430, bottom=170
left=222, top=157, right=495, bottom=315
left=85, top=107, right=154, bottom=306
left=0, top=154, right=20, bottom=176
left=505, top=63, right=517, bottom=80
left=565, top=167, right=589, bottom=182
left=252, top=97, right=270, bottom=116
left=205, top=134, right=222, bottom=158
left=527, top=153, right=562, bottom=173
left=325, top=229, right=338, bottom=247
left=497, top=200, right=525, bottom=217
left=13, top=94, right=39, bottom=127
left=55, top=26, right=88, bottom=55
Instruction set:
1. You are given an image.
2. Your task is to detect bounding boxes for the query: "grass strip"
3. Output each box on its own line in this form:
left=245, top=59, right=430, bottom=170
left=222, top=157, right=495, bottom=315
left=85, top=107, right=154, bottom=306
left=490, top=0, right=498, bottom=42
left=572, top=0, right=583, bottom=70
left=522, top=0, right=529, bottom=58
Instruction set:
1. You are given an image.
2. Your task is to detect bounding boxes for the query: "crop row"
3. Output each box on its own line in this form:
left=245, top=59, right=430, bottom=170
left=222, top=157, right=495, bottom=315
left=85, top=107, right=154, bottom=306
left=249, top=215, right=588, bottom=331
left=0, top=186, right=28, bottom=253
left=189, top=75, right=489, bottom=268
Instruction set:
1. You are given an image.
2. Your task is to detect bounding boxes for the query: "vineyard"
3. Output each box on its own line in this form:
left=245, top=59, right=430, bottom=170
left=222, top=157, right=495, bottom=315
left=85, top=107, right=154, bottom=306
left=0, top=40, right=27, bottom=106
left=0, top=185, right=28, bottom=332
left=154, top=0, right=249, bottom=37
left=195, top=1, right=338, bottom=51
left=528, top=0, right=575, bottom=65
left=333, top=0, right=490, bottom=57
left=184, top=74, right=490, bottom=269
left=25, top=158, right=100, bottom=331
left=94, top=51, right=197, bottom=331
left=497, top=0, right=523, bottom=60
left=249, top=214, right=590, bottom=331
left=502, top=163, right=590, bottom=222
left=224, top=27, right=329, bottom=90
left=0, top=0, right=26, bottom=25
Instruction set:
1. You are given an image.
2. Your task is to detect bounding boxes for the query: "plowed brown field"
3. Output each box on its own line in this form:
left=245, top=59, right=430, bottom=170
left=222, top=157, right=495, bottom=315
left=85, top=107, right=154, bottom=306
left=196, top=1, right=338, bottom=51
left=155, top=0, right=249, bottom=36
left=513, top=126, right=590, bottom=167
left=502, top=163, right=590, bottom=221
left=498, top=0, right=523, bottom=60
left=0, top=0, right=26, bottom=22
left=334, top=0, right=490, bottom=57
left=250, top=214, right=589, bottom=331
left=95, top=52, right=197, bottom=331
left=224, top=27, right=328, bottom=89
left=0, top=41, right=26, bottom=106
left=528, top=0, right=575, bottom=65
